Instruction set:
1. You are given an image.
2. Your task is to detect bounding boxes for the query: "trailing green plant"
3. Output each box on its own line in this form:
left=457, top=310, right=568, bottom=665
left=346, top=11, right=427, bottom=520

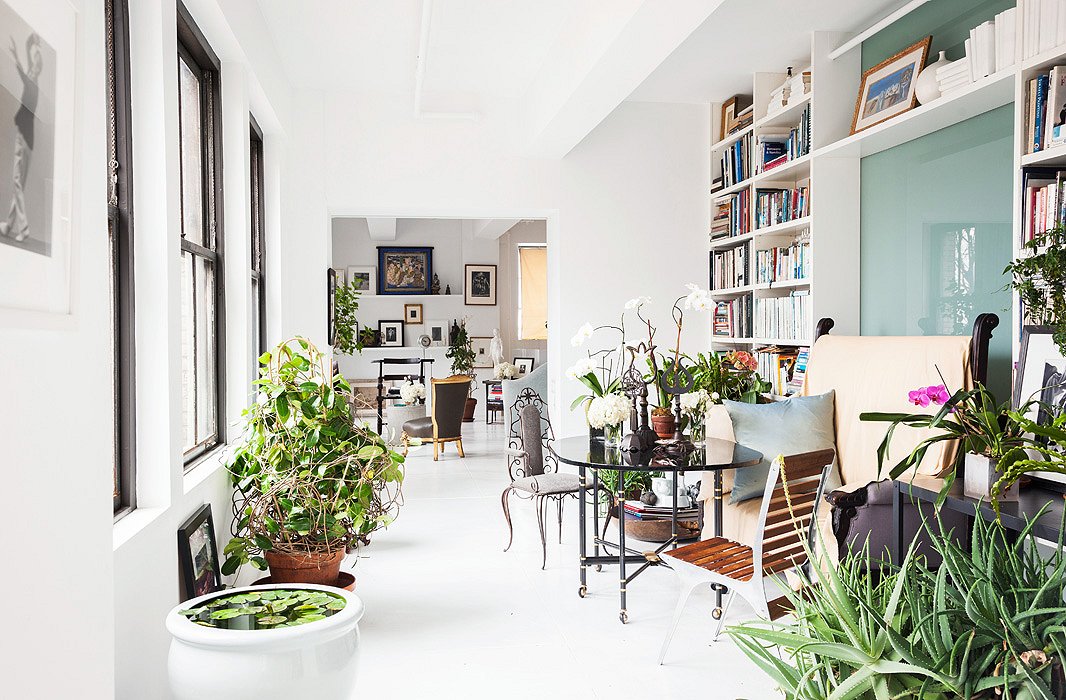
left=332, top=281, right=363, bottom=355
left=728, top=512, right=1066, bottom=699
left=178, top=588, right=346, bottom=630
left=991, top=410, right=1066, bottom=506
left=1006, top=226, right=1066, bottom=355
left=223, top=338, right=404, bottom=575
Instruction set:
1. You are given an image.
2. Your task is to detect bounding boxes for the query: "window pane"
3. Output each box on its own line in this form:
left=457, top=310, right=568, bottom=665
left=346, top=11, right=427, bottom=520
left=180, top=251, right=196, bottom=451
left=251, top=276, right=261, bottom=372
left=178, top=57, right=203, bottom=246
left=519, top=246, right=547, bottom=340
left=195, top=256, right=217, bottom=445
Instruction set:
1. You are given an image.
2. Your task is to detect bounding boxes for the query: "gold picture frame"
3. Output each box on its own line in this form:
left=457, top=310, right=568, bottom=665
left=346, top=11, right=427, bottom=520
left=719, top=97, right=737, bottom=141
left=404, top=303, right=423, bottom=325
left=850, top=36, right=931, bottom=135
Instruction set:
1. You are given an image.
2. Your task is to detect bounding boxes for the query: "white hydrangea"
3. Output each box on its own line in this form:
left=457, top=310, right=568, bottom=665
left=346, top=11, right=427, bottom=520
left=494, top=362, right=519, bottom=380
left=679, top=389, right=711, bottom=417
left=683, top=283, right=711, bottom=311
left=566, top=356, right=597, bottom=380
left=624, top=296, right=651, bottom=310
left=587, top=392, right=632, bottom=429
left=570, top=322, right=595, bottom=347
left=399, top=380, right=426, bottom=404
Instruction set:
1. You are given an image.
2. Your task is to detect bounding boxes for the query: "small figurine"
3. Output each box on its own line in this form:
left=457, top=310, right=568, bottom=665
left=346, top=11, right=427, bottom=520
left=431, top=273, right=441, bottom=295
left=445, top=284, right=451, bottom=295
left=489, top=329, right=504, bottom=367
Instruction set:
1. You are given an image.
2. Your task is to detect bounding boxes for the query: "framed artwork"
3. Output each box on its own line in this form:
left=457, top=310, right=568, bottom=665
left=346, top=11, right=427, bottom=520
left=514, top=357, right=535, bottom=376
left=327, top=268, right=337, bottom=346
left=464, top=264, right=497, bottom=306
left=404, top=303, right=423, bottom=324
left=850, top=36, right=931, bottom=134
left=471, top=336, right=493, bottom=368
left=332, top=267, right=346, bottom=286
left=719, top=97, right=736, bottom=141
left=426, top=319, right=448, bottom=347
left=1014, top=325, right=1066, bottom=487
left=378, top=319, right=404, bottom=347
left=178, top=504, right=223, bottom=602
left=377, top=246, right=433, bottom=295
left=346, top=265, right=374, bottom=294
left=0, top=0, right=76, bottom=318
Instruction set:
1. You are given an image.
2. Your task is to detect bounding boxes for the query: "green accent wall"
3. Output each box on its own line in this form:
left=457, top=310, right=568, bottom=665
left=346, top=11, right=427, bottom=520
left=859, top=0, right=1015, bottom=401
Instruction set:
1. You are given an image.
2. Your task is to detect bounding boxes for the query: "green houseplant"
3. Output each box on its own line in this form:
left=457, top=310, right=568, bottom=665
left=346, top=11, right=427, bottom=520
left=445, top=319, right=478, bottom=420
left=1006, top=226, right=1066, bottom=355
left=223, top=338, right=404, bottom=585
left=332, top=280, right=363, bottom=355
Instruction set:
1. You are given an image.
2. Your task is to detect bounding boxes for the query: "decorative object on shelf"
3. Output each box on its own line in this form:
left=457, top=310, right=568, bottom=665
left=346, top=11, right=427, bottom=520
left=1007, top=228, right=1066, bottom=356
left=719, top=94, right=753, bottom=139
left=493, top=362, right=519, bottom=380
left=426, top=319, right=448, bottom=347
left=376, top=246, right=433, bottom=295
left=640, top=490, right=657, bottom=506
left=166, top=584, right=364, bottom=700
left=418, top=333, right=431, bottom=349
left=619, top=365, right=657, bottom=452
left=850, top=36, right=931, bottom=134
left=471, top=336, right=494, bottom=368
left=222, top=338, right=405, bottom=584
left=358, top=327, right=379, bottom=348
left=332, top=278, right=363, bottom=355
left=914, top=50, right=948, bottom=105
left=177, top=504, right=223, bottom=602
left=346, top=265, right=374, bottom=294
left=588, top=392, right=631, bottom=448
left=464, top=263, right=497, bottom=305
left=377, top=319, right=404, bottom=347
left=431, top=273, right=441, bottom=295
left=398, top=380, right=426, bottom=405
left=445, top=284, right=451, bottom=295
left=719, top=96, right=737, bottom=141
left=489, top=328, right=504, bottom=366
left=513, top=357, right=534, bottom=376
left=403, top=303, right=423, bottom=325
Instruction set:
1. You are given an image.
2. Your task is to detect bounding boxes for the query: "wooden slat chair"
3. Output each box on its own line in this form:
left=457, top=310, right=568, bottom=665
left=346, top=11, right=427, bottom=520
left=658, top=448, right=835, bottom=664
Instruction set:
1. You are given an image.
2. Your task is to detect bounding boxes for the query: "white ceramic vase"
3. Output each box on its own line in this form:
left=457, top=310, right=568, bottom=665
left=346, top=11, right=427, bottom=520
left=914, top=50, right=949, bottom=105
left=166, top=583, right=365, bottom=700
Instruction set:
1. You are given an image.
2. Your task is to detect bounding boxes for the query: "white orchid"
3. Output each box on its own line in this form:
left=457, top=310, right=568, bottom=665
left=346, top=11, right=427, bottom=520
left=570, top=322, right=595, bottom=347
left=399, top=380, right=426, bottom=404
left=565, top=356, right=597, bottom=380
left=679, top=389, right=711, bottom=417
left=624, top=296, right=651, bottom=310
left=587, top=392, right=632, bottom=429
left=683, top=283, right=712, bottom=311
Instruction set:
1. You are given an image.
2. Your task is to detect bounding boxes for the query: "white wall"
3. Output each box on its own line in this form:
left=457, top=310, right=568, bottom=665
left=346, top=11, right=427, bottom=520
left=498, top=220, right=548, bottom=365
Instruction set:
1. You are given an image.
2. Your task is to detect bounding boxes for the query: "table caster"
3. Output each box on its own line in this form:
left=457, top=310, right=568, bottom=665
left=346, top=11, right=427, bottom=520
left=711, top=607, right=722, bottom=620
left=578, top=585, right=587, bottom=598
left=619, top=611, right=628, bottom=624
left=594, top=565, right=602, bottom=572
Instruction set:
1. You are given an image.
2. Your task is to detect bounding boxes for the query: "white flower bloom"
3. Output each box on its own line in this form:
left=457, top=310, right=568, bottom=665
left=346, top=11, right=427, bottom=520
left=399, top=380, right=426, bottom=404
left=710, top=391, right=721, bottom=402
left=493, top=362, right=519, bottom=380
left=679, top=389, right=711, bottom=417
left=587, top=392, right=632, bottom=428
left=566, top=357, right=597, bottom=380
left=624, top=296, right=651, bottom=310
left=570, top=322, right=595, bottom=347
left=683, top=283, right=711, bottom=311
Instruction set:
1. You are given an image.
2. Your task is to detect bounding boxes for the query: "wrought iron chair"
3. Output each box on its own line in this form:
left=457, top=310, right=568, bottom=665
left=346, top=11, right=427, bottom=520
left=501, top=388, right=582, bottom=570
left=658, top=448, right=835, bottom=664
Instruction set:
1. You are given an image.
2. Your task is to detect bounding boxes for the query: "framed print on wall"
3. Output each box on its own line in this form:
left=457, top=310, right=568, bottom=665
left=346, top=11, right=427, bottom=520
left=464, top=264, right=497, bottom=306
left=426, top=319, right=448, bottom=347
left=404, top=303, right=423, bottom=324
left=1014, top=325, right=1066, bottom=487
left=850, top=36, right=930, bottom=134
left=177, top=504, right=223, bottom=602
left=378, top=319, right=404, bottom=347
left=471, top=336, right=493, bottom=368
left=513, top=357, right=534, bottom=376
left=346, top=265, right=375, bottom=295
left=377, top=246, right=433, bottom=295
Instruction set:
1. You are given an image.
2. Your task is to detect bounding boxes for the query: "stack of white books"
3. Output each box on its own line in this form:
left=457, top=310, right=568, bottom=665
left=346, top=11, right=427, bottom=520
left=936, top=59, right=972, bottom=96
left=1018, top=0, right=1066, bottom=61
left=785, top=70, right=811, bottom=107
left=966, top=21, right=997, bottom=79
left=994, top=7, right=1017, bottom=71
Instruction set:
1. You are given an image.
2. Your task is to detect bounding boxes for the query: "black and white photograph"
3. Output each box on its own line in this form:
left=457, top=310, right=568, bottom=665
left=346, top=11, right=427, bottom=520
left=177, top=504, right=222, bottom=602
left=378, top=319, right=404, bottom=347
left=464, top=263, right=497, bottom=306
left=513, top=357, right=535, bottom=376
left=1014, top=326, right=1066, bottom=485
left=471, top=336, right=493, bottom=368
left=426, top=319, right=447, bottom=347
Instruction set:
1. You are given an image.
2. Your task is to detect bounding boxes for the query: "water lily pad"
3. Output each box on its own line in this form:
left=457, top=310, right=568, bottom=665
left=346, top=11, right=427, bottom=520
left=325, top=600, right=346, bottom=611
left=256, top=615, right=287, bottom=626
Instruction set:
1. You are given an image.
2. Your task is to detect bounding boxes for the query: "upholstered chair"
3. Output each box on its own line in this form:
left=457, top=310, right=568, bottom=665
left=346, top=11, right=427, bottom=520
left=401, top=375, right=472, bottom=461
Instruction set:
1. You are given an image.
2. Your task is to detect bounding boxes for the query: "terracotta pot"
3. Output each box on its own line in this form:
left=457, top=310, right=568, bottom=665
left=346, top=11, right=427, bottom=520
left=252, top=571, right=356, bottom=591
left=462, top=397, right=477, bottom=422
left=651, top=413, right=675, bottom=440
left=264, top=548, right=346, bottom=585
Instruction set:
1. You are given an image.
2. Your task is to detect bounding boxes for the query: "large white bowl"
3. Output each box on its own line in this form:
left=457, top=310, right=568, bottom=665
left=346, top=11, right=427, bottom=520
left=165, top=583, right=364, bottom=700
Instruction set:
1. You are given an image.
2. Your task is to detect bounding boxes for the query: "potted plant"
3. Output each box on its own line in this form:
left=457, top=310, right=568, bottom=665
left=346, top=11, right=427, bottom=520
left=1006, top=226, right=1066, bottom=355
left=445, top=319, right=478, bottom=421
left=332, top=280, right=363, bottom=355
left=223, top=338, right=405, bottom=586
left=166, top=583, right=364, bottom=699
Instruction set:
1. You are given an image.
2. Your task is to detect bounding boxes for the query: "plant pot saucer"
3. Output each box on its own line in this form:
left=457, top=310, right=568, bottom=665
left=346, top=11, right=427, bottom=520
left=252, top=572, right=355, bottom=591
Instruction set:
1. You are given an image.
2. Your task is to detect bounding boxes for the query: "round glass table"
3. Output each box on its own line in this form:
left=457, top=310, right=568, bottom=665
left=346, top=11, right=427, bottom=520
left=551, top=435, right=762, bottom=624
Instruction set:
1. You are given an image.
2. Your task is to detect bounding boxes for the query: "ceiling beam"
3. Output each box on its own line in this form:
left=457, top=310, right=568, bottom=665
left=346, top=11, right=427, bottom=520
left=365, top=217, right=397, bottom=241
left=414, top=0, right=480, bottom=121
left=472, top=219, right=521, bottom=241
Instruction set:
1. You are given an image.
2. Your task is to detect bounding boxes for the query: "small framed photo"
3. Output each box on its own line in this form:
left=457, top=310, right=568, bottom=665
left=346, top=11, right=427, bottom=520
left=464, top=264, right=497, bottom=306
left=471, top=336, right=493, bottom=368
left=178, top=504, right=223, bottom=602
left=513, top=357, right=535, bottom=376
left=404, top=303, right=423, bottom=325
left=346, top=265, right=375, bottom=294
left=426, top=319, right=448, bottom=347
left=377, top=246, right=433, bottom=295
left=379, top=319, right=404, bottom=347
left=850, top=36, right=931, bottom=134
left=719, top=97, right=737, bottom=141
left=1014, top=325, right=1066, bottom=487
left=332, top=267, right=346, bottom=286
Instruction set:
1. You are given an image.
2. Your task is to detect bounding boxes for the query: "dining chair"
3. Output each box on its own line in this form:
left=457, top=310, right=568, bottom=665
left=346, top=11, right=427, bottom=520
left=501, top=388, right=582, bottom=570
left=657, top=448, right=835, bottom=664
left=401, top=375, right=471, bottom=461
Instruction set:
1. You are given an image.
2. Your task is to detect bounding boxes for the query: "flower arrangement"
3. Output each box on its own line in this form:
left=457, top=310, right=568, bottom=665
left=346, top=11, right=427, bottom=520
left=679, top=389, right=712, bottom=416
left=587, top=392, right=632, bottom=429
left=399, top=380, right=426, bottom=404
left=493, top=362, right=519, bottom=380
left=684, top=350, right=767, bottom=405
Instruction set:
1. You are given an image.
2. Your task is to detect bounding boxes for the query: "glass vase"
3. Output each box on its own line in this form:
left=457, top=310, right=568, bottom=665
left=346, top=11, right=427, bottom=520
left=688, top=417, right=706, bottom=447
left=603, top=422, right=623, bottom=448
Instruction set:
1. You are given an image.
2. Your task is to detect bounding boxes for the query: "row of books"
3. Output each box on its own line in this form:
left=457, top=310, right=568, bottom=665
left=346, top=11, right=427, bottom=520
left=964, top=13, right=1013, bottom=81
left=753, top=237, right=811, bottom=284
left=711, top=190, right=752, bottom=240
left=754, top=346, right=800, bottom=396
left=719, top=132, right=753, bottom=187
left=711, top=244, right=749, bottom=290
left=1024, top=66, right=1066, bottom=154
left=753, top=291, right=811, bottom=341
left=712, top=296, right=752, bottom=338
left=753, top=105, right=812, bottom=175
left=622, top=500, right=699, bottom=521
left=1022, top=167, right=1066, bottom=243
left=754, top=183, right=810, bottom=230
left=1018, top=0, right=1066, bottom=62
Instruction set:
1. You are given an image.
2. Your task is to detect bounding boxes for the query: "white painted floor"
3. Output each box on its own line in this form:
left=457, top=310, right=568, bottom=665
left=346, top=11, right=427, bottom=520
left=349, top=420, right=782, bottom=700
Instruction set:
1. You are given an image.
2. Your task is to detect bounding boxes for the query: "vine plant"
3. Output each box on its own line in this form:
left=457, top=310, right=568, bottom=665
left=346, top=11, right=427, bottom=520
left=1006, top=226, right=1066, bottom=354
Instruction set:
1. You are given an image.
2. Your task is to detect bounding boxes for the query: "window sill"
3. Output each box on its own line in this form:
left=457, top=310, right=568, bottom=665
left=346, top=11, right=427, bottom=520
left=113, top=505, right=167, bottom=552
left=183, top=444, right=229, bottom=495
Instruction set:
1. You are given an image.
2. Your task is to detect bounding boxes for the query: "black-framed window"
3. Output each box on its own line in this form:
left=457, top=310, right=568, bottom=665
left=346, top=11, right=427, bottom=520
left=249, top=118, right=266, bottom=370
left=177, top=5, right=225, bottom=466
left=108, top=0, right=135, bottom=515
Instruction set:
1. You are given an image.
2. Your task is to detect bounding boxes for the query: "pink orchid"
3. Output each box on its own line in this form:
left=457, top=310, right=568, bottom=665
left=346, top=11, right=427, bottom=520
left=926, top=385, right=950, bottom=405
left=908, top=389, right=931, bottom=407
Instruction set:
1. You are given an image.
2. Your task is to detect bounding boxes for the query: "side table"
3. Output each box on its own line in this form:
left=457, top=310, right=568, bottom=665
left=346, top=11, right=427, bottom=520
left=384, top=403, right=426, bottom=444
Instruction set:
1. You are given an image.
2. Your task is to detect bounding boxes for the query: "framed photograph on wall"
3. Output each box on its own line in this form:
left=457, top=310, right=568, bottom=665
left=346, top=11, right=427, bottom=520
left=850, top=36, right=930, bottom=134
left=471, top=336, right=493, bottom=368
left=177, top=504, right=223, bottom=602
left=404, top=303, right=423, bottom=324
left=1014, top=325, right=1066, bottom=487
left=426, top=319, right=448, bottom=347
left=513, top=357, right=535, bottom=376
left=464, top=264, right=497, bottom=306
left=346, top=265, right=374, bottom=294
left=377, top=246, right=433, bottom=295
left=378, top=319, right=404, bottom=347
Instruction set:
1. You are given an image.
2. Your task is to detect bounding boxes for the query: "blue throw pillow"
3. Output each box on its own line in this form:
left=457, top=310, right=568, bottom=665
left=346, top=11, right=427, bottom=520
left=725, top=392, right=839, bottom=504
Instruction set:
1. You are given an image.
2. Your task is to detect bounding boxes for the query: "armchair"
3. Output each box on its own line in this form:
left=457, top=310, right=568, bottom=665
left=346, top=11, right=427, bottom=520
left=401, top=375, right=471, bottom=461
